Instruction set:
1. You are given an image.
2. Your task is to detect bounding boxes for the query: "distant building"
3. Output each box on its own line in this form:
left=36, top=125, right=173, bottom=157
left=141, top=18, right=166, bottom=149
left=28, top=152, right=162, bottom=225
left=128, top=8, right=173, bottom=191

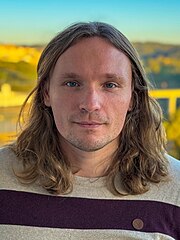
left=0, top=83, right=28, bottom=107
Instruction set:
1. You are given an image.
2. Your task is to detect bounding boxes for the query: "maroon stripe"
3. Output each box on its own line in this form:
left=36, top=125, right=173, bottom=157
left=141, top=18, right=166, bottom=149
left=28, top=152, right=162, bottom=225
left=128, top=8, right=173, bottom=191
left=0, top=190, right=179, bottom=239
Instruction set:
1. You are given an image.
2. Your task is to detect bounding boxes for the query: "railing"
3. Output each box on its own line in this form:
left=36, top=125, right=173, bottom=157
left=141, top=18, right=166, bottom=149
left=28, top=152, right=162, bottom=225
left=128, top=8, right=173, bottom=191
left=150, top=89, right=180, bottom=117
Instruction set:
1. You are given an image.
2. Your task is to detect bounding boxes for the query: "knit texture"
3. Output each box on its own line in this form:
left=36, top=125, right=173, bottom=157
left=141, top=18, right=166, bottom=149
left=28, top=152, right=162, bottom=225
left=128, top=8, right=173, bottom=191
left=0, top=147, right=180, bottom=240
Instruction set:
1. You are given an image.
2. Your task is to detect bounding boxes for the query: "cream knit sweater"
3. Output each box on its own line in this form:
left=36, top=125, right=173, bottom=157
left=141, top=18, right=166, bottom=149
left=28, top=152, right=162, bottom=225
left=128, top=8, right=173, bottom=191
left=0, top=147, right=180, bottom=240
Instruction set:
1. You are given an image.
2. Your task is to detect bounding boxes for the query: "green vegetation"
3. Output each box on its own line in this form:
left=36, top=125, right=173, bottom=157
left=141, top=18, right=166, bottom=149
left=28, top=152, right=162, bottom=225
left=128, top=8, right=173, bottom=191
left=0, top=61, right=37, bottom=92
left=134, top=42, right=180, bottom=89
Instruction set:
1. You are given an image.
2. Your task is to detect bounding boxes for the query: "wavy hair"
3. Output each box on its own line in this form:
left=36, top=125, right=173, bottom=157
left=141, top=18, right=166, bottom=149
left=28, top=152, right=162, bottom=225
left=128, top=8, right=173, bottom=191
left=11, top=22, right=168, bottom=195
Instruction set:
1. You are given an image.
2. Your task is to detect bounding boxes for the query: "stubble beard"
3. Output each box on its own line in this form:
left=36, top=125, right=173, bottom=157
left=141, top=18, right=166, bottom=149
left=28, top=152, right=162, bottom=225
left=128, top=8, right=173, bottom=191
left=61, top=131, right=119, bottom=152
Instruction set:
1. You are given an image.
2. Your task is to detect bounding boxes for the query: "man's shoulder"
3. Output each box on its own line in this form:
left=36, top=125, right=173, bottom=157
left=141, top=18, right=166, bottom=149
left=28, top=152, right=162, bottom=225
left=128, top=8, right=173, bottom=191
left=0, top=146, right=19, bottom=188
left=0, top=146, right=44, bottom=194
left=0, top=146, right=16, bottom=163
left=158, top=154, right=180, bottom=206
left=166, top=154, right=180, bottom=181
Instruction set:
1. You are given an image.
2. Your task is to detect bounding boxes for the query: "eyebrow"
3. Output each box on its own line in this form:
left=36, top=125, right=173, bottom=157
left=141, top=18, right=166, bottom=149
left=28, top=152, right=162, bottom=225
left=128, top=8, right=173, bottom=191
left=103, top=73, right=125, bottom=80
left=60, top=72, right=127, bottom=82
left=60, top=73, right=81, bottom=79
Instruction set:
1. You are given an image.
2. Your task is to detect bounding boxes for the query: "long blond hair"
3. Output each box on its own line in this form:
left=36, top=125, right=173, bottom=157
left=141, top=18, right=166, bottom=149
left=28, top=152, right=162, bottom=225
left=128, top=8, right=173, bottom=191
left=11, top=22, right=168, bottom=195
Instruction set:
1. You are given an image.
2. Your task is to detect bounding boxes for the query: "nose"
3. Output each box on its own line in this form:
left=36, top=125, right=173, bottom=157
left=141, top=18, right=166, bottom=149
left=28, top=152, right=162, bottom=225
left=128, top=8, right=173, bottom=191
left=79, top=88, right=101, bottom=113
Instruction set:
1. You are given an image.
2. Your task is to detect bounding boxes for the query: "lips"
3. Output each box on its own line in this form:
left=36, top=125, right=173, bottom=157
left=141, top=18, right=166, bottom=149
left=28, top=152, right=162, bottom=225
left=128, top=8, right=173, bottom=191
left=74, top=121, right=103, bottom=128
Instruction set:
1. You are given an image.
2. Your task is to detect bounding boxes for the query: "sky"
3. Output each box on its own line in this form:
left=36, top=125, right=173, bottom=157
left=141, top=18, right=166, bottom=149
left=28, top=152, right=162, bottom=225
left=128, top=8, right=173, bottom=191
left=0, top=0, right=180, bottom=45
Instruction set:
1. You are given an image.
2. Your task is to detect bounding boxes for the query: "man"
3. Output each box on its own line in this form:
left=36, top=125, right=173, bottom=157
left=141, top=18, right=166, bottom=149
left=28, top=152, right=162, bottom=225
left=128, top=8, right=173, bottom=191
left=0, top=22, right=180, bottom=239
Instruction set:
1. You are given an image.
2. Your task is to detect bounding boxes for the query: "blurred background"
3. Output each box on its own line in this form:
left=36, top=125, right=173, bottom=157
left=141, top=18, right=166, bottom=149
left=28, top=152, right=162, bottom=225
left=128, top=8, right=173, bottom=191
left=0, top=0, right=180, bottom=158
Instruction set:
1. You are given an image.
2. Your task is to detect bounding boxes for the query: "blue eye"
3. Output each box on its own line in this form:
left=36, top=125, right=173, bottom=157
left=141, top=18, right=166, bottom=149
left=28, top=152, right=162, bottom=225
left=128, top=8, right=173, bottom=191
left=105, top=83, right=117, bottom=88
left=66, top=81, right=79, bottom=87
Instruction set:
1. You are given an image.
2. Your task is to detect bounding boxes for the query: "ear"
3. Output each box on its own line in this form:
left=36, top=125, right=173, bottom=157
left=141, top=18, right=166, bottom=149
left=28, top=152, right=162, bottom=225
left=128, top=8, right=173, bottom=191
left=43, top=83, right=51, bottom=107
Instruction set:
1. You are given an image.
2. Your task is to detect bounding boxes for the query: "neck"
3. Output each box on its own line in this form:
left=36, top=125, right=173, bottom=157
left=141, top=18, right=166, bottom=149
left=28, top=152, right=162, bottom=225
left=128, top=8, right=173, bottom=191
left=60, top=140, right=118, bottom=178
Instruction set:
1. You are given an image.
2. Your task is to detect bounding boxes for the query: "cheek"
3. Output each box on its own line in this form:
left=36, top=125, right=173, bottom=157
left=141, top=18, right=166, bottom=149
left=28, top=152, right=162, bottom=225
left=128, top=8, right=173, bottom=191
left=50, top=96, right=75, bottom=132
left=51, top=107, right=64, bottom=131
left=50, top=100, right=67, bottom=128
left=110, top=99, right=131, bottom=127
left=114, top=108, right=128, bottom=124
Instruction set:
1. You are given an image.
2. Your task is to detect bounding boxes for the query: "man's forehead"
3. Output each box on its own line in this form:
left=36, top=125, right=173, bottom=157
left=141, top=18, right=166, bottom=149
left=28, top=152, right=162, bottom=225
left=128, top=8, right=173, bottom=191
left=59, top=36, right=125, bottom=57
left=49, top=36, right=132, bottom=82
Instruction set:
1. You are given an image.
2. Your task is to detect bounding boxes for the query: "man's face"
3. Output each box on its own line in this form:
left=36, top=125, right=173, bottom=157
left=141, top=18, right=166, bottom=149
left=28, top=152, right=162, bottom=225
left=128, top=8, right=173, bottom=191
left=44, top=37, right=132, bottom=152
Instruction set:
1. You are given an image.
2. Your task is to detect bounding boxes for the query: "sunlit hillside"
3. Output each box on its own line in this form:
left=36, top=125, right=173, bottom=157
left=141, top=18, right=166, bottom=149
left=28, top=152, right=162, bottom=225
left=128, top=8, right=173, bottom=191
left=0, top=44, right=42, bottom=92
left=134, top=42, right=180, bottom=89
left=0, top=44, right=41, bottom=65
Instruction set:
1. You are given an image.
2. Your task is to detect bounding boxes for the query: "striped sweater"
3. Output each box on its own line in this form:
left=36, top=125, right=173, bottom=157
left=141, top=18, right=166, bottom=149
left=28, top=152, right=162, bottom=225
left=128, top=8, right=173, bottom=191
left=0, top=147, right=180, bottom=240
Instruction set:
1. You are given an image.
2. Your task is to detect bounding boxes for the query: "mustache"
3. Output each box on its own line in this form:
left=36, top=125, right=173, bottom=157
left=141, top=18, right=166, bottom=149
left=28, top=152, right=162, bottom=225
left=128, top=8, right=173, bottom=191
left=69, top=113, right=110, bottom=124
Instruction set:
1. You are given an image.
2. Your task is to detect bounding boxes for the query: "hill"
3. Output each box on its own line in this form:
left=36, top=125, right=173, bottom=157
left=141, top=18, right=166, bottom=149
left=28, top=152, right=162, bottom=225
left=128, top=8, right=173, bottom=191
left=0, top=42, right=180, bottom=92
left=134, top=42, right=180, bottom=88
left=0, top=45, right=42, bottom=92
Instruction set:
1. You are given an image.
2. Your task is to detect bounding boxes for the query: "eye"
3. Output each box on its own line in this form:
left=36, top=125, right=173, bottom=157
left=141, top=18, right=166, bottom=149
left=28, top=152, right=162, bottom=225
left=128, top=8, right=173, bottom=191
left=104, top=82, right=118, bottom=88
left=65, top=81, right=79, bottom=87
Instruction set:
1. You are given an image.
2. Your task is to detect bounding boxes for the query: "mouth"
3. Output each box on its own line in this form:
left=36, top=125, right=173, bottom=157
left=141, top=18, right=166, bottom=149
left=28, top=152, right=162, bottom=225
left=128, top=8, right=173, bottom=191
left=73, top=121, right=104, bottom=129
